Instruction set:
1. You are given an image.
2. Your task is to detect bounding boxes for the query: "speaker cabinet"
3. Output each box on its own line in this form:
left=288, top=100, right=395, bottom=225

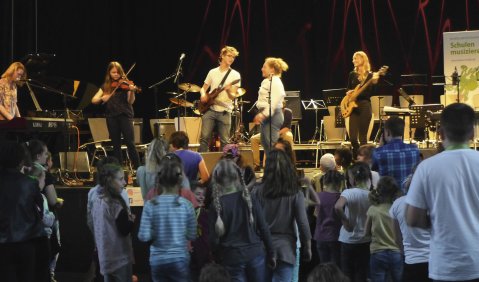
left=174, top=117, right=202, bottom=144
left=200, top=150, right=254, bottom=173
left=149, top=119, right=176, bottom=140
left=285, top=91, right=302, bottom=120
left=59, top=151, right=91, bottom=172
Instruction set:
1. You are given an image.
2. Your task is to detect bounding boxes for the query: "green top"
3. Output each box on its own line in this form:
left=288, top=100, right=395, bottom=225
left=367, top=203, right=400, bottom=253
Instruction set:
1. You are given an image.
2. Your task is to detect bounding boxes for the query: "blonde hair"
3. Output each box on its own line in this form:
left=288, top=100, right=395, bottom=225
left=145, top=138, right=169, bottom=173
left=1, top=62, right=27, bottom=84
left=219, top=46, right=239, bottom=63
left=353, top=51, right=371, bottom=82
left=102, top=61, right=127, bottom=93
left=265, top=57, right=289, bottom=77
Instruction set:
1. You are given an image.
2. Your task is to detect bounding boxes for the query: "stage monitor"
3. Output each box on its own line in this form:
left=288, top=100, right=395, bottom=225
left=285, top=90, right=302, bottom=120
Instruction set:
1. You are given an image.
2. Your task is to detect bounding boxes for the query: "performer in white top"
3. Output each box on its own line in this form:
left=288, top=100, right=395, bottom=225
left=253, top=57, right=288, bottom=155
left=198, top=46, right=241, bottom=152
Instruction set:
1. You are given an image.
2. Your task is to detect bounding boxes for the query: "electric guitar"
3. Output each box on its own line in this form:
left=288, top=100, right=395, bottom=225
left=340, top=66, right=389, bottom=118
left=198, top=79, right=241, bottom=114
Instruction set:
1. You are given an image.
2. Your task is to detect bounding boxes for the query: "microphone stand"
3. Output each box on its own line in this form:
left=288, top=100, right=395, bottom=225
left=452, top=67, right=460, bottom=103
left=148, top=74, right=176, bottom=137
left=26, top=79, right=77, bottom=175
left=24, top=80, right=43, bottom=112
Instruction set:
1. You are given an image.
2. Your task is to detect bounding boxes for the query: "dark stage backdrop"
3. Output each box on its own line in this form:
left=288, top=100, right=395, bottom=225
left=2, top=0, right=479, bottom=140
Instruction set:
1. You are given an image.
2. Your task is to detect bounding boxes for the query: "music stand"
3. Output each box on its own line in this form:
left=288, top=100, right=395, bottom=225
left=301, top=99, right=327, bottom=143
left=410, top=104, right=444, bottom=146
left=322, top=88, right=346, bottom=128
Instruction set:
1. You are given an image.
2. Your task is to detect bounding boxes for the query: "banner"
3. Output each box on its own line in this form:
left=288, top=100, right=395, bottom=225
left=443, top=30, right=479, bottom=107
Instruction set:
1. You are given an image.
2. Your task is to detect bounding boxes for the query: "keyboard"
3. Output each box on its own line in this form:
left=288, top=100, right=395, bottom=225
left=0, top=117, right=74, bottom=132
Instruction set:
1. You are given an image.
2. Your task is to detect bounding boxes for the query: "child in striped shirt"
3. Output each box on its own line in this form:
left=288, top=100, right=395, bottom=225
left=138, top=153, right=197, bottom=282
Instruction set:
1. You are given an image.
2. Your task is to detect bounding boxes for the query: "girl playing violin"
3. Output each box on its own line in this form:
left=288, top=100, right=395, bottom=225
left=92, top=61, right=140, bottom=170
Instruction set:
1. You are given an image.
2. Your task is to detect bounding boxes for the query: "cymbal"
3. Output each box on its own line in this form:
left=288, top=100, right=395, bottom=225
left=169, top=98, right=194, bottom=107
left=166, top=91, right=179, bottom=95
left=234, top=88, right=246, bottom=98
left=178, top=82, right=201, bottom=92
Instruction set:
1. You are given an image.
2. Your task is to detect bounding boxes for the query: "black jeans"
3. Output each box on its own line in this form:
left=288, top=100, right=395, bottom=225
left=106, top=115, right=140, bottom=169
left=403, top=262, right=431, bottom=282
left=340, top=242, right=370, bottom=282
left=348, top=100, right=372, bottom=158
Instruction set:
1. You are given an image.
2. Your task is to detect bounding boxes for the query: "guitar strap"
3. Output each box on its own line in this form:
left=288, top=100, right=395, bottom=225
left=218, top=68, right=232, bottom=88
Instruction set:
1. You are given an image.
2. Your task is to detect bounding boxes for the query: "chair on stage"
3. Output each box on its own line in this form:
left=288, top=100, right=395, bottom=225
left=85, top=118, right=143, bottom=172
left=315, top=107, right=349, bottom=168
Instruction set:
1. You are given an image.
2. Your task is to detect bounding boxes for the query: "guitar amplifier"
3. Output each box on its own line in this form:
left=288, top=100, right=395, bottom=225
left=285, top=91, right=302, bottom=120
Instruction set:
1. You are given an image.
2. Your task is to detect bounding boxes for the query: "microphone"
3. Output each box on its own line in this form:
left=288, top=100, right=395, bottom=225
left=17, top=78, right=32, bottom=82
left=173, top=53, right=186, bottom=84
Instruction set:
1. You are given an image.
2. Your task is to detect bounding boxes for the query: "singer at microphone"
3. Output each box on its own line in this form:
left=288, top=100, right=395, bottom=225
left=253, top=57, right=289, bottom=156
left=173, top=53, right=186, bottom=84
left=0, top=62, right=26, bottom=120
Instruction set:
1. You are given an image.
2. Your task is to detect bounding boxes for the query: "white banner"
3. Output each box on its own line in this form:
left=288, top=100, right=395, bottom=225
left=443, top=30, right=479, bottom=107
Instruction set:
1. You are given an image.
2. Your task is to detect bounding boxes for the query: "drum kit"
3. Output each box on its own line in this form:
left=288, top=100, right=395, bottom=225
left=160, top=82, right=251, bottom=143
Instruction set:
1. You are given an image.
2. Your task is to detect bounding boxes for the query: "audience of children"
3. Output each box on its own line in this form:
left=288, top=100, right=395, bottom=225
left=6, top=108, right=468, bottom=282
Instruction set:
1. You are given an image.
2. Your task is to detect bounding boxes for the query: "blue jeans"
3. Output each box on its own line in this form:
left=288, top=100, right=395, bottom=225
left=260, top=109, right=284, bottom=156
left=199, top=109, right=231, bottom=152
left=151, top=260, right=190, bottom=282
left=224, top=254, right=266, bottom=282
left=370, top=250, right=403, bottom=282
left=266, top=261, right=294, bottom=282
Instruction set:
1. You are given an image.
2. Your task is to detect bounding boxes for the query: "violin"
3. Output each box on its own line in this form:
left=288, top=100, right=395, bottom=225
left=111, top=79, right=142, bottom=93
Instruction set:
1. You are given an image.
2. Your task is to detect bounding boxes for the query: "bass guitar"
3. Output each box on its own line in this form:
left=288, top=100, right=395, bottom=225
left=198, top=79, right=241, bottom=114
left=340, top=66, right=388, bottom=118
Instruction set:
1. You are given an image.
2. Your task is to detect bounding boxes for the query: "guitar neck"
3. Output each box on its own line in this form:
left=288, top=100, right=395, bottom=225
left=351, top=77, right=374, bottom=100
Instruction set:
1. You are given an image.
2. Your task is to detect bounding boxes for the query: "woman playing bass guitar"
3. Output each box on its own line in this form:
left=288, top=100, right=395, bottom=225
left=343, top=51, right=381, bottom=158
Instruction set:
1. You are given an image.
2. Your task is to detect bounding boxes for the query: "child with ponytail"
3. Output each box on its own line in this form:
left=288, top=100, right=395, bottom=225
left=138, top=153, right=197, bottom=282
left=334, top=161, right=372, bottom=282
left=365, top=176, right=402, bottom=282
left=209, top=159, right=276, bottom=281
left=314, top=170, right=344, bottom=266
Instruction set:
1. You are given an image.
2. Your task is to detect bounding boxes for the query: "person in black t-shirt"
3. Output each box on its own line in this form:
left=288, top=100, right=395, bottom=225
left=92, top=62, right=140, bottom=169
left=345, top=51, right=379, bottom=158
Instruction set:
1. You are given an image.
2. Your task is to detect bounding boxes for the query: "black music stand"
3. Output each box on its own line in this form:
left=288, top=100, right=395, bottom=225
left=301, top=99, right=327, bottom=143
left=410, top=104, right=444, bottom=146
left=322, top=88, right=346, bottom=128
